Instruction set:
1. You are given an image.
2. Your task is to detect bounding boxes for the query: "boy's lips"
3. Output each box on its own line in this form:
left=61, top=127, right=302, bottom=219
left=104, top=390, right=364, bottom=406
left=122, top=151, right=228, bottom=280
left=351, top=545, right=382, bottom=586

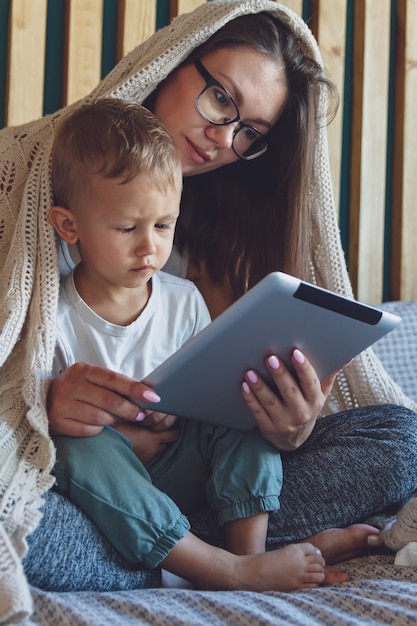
left=131, top=265, right=154, bottom=274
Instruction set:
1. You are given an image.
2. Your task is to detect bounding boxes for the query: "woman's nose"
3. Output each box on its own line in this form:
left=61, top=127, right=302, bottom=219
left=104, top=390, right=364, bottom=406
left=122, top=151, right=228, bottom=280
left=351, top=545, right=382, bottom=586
left=205, top=123, right=236, bottom=149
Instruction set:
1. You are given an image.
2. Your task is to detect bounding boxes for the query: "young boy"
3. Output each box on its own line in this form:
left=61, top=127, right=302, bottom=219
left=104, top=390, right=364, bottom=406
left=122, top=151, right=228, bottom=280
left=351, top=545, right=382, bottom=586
left=49, top=98, right=328, bottom=592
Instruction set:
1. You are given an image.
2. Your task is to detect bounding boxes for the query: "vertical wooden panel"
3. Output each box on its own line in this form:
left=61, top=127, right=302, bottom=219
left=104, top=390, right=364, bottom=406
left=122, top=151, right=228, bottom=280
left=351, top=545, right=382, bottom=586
left=391, top=0, right=417, bottom=301
left=170, top=0, right=206, bottom=20
left=316, top=0, right=347, bottom=217
left=117, top=0, right=157, bottom=61
left=169, top=1, right=302, bottom=22
left=279, top=0, right=303, bottom=15
left=349, top=0, right=391, bottom=303
left=63, top=0, right=103, bottom=105
left=5, top=0, right=47, bottom=126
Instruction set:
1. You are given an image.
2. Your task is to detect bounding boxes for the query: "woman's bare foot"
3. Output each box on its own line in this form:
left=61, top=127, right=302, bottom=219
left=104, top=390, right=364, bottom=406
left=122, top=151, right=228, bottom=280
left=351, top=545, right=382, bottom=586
left=306, top=524, right=380, bottom=564
left=323, top=565, right=350, bottom=584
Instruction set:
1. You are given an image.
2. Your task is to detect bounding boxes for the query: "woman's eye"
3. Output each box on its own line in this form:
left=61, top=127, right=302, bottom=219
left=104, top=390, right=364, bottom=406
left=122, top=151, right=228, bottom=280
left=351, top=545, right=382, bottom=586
left=118, top=226, right=135, bottom=233
left=214, top=88, right=230, bottom=108
left=243, top=127, right=257, bottom=141
left=155, top=223, right=171, bottom=230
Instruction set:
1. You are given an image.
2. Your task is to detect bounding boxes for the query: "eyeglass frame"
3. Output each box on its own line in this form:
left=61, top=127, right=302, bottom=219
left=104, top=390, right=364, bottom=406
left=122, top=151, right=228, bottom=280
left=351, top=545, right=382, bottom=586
left=194, top=59, right=268, bottom=161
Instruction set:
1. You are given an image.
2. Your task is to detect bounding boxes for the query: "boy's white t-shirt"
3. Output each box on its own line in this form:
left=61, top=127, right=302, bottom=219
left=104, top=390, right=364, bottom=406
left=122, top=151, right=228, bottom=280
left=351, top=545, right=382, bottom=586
left=53, top=269, right=210, bottom=380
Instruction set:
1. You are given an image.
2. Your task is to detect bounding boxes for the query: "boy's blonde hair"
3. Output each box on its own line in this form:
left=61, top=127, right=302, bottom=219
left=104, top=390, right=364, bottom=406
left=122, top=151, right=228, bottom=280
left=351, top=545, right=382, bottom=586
left=52, top=98, right=181, bottom=208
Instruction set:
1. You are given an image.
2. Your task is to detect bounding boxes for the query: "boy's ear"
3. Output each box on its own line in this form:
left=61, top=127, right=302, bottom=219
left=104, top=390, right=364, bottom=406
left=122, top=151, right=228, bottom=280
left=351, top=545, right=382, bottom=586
left=49, top=206, right=79, bottom=244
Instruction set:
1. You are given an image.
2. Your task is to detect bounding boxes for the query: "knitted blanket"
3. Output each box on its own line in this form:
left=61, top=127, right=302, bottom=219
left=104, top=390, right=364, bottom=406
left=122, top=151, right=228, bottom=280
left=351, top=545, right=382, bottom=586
left=0, top=1, right=415, bottom=622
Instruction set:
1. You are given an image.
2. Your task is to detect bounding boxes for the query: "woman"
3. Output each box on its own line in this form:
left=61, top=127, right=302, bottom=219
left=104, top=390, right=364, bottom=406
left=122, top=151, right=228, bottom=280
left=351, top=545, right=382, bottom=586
left=1, top=0, right=417, bottom=619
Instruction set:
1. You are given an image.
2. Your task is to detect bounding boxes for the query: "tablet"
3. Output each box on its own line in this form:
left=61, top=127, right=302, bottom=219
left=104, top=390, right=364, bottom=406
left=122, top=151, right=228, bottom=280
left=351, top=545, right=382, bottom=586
left=137, top=272, right=401, bottom=431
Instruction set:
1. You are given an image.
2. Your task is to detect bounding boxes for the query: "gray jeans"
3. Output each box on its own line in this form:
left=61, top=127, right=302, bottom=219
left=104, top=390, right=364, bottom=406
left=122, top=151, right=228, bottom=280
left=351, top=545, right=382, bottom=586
left=24, top=404, right=417, bottom=591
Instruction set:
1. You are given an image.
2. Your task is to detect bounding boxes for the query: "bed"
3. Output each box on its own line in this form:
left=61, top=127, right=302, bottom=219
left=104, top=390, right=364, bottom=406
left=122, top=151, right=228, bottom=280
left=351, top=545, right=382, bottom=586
left=21, top=299, right=417, bottom=625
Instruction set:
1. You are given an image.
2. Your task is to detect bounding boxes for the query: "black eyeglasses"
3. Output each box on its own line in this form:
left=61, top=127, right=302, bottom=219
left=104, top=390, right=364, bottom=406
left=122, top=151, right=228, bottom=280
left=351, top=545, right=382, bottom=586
left=194, top=59, right=268, bottom=161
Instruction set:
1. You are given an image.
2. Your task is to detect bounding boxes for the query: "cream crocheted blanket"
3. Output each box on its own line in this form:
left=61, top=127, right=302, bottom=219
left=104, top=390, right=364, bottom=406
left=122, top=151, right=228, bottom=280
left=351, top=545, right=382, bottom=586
left=0, top=0, right=415, bottom=622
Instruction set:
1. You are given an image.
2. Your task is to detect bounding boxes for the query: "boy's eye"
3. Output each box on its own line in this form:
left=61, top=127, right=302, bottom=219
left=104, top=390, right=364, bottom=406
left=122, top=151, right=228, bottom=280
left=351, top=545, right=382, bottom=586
left=118, top=226, right=136, bottom=233
left=155, top=223, right=171, bottom=230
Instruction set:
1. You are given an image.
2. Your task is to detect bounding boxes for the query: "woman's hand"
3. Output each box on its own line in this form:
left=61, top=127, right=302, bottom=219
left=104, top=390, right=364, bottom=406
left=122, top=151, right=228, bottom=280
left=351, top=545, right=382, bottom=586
left=47, top=362, right=162, bottom=437
left=241, top=349, right=338, bottom=451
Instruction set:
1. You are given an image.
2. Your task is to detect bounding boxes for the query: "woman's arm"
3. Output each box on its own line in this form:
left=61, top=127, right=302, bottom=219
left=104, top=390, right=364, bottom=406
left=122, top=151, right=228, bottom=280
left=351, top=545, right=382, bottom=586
left=241, top=350, right=338, bottom=451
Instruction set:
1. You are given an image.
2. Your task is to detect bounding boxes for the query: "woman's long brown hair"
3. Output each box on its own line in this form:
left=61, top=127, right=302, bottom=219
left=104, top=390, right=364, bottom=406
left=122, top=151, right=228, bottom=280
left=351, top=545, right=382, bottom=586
left=175, top=12, right=338, bottom=299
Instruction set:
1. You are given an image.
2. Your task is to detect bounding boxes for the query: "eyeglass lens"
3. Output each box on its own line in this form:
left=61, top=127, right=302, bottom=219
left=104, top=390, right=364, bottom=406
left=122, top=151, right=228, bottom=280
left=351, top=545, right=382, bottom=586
left=195, top=61, right=267, bottom=160
left=198, top=86, right=266, bottom=159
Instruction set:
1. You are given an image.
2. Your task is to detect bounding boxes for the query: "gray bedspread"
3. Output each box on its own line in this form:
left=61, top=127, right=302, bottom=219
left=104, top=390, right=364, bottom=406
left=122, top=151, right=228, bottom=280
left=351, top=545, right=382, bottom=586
left=24, top=555, right=417, bottom=625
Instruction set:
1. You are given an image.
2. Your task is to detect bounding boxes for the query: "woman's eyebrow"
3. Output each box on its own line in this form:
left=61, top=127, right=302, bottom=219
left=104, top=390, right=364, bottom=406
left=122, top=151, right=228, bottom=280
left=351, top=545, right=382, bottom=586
left=218, top=72, right=273, bottom=130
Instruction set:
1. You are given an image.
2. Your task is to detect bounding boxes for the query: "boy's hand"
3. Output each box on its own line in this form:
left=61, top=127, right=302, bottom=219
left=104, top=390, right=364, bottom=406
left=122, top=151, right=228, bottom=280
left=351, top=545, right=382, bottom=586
left=138, top=411, right=178, bottom=431
left=113, top=421, right=179, bottom=465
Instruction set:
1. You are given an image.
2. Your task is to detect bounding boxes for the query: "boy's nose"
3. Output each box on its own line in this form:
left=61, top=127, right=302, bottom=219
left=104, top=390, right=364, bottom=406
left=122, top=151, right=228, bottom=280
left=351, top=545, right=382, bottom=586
left=136, top=233, right=157, bottom=255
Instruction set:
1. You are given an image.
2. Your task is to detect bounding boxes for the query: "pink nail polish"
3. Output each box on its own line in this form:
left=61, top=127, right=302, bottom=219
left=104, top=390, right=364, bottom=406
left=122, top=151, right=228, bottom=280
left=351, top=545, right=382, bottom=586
left=247, top=370, right=258, bottom=384
left=293, top=349, right=305, bottom=364
left=143, top=390, right=161, bottom=403
left=242, top=382, right=251, bottom=394
left=267, top=355, right=280, bottom=370
left=135, top=411, right=145, bottom=422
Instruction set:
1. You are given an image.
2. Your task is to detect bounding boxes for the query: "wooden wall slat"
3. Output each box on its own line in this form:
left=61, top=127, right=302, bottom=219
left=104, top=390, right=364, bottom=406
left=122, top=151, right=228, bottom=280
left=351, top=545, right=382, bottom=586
left=117, top=0, right=157, bottom=61
left=279, top=0, right=302, bottom=15
left=391, top=0, right=417, bottom=301
left=349, top=0, right=391, bottom=304
left=170, top=0, right=206, bottom=20
left=316, top=0, right=347, bottom=217
left=5, top=0, right=48, bottom=126
left=63, top=0, right=103, bottom=106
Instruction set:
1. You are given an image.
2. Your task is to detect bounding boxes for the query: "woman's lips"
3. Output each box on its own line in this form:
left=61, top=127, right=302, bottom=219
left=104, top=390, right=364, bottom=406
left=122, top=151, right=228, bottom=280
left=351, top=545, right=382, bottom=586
left=186, top=138, right=210, bottom=164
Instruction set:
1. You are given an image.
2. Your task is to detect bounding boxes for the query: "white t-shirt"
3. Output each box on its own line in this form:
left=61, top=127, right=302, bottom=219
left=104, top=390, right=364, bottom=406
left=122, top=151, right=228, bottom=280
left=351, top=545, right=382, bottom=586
left=53, top=270, right=210, bottom=379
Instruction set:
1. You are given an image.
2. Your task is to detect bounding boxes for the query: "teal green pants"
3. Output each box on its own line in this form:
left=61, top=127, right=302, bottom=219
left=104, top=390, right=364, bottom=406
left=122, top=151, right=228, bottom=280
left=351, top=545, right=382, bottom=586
left=53, top=420, right=282, bottom=568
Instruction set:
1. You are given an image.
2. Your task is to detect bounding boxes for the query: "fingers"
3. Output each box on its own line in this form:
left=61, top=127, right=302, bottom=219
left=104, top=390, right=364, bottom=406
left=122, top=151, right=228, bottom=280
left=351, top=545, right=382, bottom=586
left=241, top=350, right=332, bottom=450
left=114, top=423, right=179, bottom=465
left=139, top=411, right=178, bottom=431
left=47, top=362, right=161, bottom=436
left=243, top=350, right=329, bottom=415
left=320, top=371, right=338, bottom=398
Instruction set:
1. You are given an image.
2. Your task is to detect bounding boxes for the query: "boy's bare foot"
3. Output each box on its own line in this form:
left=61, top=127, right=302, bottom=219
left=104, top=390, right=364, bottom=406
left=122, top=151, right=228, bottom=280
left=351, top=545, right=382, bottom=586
left=163, top=532, right=326, bottom=592
left=229, top=543, right=326, bottom=592
left=306, top=524, right=380, bottom=564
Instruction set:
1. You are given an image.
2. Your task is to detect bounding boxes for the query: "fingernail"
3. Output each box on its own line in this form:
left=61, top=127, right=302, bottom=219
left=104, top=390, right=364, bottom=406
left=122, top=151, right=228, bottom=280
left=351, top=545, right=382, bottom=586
left=135, top=411, right=145, bottom=422
left=247, top=370, right=258, bottom=384
left=242, top=382, right=251, bottom=394
left=267, top=355, right=280, bottom=370
left=293, top=349, right=305, bottom=364
left=143, top=390, right=161, bottom=403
